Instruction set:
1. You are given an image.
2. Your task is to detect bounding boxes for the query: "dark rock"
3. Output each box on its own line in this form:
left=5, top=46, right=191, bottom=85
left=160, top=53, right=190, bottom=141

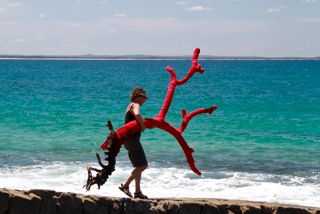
left=0, top=188, right=319, bottom=214
left=91, top=195, right=113, bottom=214
left=202, top=203, right=220, bottom=214
left=56, top=192, right=83, bottom=214
left=122, top=198, right=135, bottom=214
left=51, top=195, right=59, bottom=214
left=276, top=207, right=312, bottom=214
left=0, top=189, right=10, bottom=214
left=82, top=196, right=96, bottom=214
left=110, top=198, right=122, bottom=214
left=149, top=200, right=166, bottom=214
left=227, top=204, right=242, bottom=214
left=133, top=199, right=152, bottom=213
left=179, top=201, right=202, bottom=214
left=29, top=189, right=56, bottom=214
left=8, top=189, right=41, bottom=214
left=260, top=205, right=274, bottom=214
left=242, top=205, right=261, bottom=214
left=166, top=201, right=180, bottom=214
left=217, top=204, right=228, bottom=214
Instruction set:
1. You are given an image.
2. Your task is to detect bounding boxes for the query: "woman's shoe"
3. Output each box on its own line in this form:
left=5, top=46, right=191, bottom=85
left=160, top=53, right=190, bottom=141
left=134, top=191, right=148, bottom=199
left=118, top=183, right=132, bottom=198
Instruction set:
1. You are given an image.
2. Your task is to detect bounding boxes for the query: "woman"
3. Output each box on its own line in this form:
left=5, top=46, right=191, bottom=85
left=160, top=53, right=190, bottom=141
left=119, top=87, right=149, bottom=199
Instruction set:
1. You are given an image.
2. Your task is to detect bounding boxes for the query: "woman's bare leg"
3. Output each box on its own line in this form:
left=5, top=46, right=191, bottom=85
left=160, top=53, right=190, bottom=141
left=123, top=165, right=147, bottom=193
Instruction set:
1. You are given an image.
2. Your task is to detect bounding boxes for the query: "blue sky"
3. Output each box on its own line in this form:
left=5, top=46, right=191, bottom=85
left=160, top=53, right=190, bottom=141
left=0, top=0, right=319, bottom=57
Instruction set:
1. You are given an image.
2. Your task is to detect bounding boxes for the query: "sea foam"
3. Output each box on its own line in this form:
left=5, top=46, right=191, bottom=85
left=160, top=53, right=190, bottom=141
left=1, top=161, right=319, bottom=207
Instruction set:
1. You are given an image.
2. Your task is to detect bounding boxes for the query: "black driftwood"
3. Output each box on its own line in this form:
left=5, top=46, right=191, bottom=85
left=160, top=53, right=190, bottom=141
left=83, top=121, right=117, bottom=191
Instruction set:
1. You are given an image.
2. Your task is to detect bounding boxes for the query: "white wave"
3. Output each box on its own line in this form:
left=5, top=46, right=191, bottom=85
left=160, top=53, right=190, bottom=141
left=1, top=162, right=319, bottom=208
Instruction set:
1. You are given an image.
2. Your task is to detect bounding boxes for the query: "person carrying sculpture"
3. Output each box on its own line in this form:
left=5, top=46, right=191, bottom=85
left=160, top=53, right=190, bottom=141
left=119, top=86, right=149, bottom=199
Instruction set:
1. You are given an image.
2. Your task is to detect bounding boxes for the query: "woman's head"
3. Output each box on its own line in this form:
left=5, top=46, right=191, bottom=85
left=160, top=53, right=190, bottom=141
left=130, top=86, right=148, bottom=102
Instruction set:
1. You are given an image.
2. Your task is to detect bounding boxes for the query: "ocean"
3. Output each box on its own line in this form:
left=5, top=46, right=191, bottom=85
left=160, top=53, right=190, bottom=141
left=0, top=58, right=319, bottom=207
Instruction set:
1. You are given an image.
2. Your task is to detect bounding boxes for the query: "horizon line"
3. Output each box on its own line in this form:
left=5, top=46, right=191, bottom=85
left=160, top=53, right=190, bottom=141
left=0, top=54, right=319, bottom=60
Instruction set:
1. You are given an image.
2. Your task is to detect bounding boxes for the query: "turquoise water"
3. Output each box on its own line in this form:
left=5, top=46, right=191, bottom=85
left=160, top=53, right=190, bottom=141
left=0, top=59, right=319, bottom=207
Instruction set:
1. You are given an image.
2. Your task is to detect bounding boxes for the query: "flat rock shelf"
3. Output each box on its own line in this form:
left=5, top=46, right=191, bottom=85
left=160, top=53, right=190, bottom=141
left=0, top=188, right=319, bottom=214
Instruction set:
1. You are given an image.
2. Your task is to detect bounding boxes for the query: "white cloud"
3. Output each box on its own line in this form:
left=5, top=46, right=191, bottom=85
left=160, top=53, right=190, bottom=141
left=9, top=36, right=45, bottom=44
left=266, top=5, right=287, bottom=13
left=7, top=2, right=22, bottom=7
left=114, top=13, right=126, bottom=17
left=294, top=46, right=307, bottom=51
left=301, top=0, right=317, bottom=3
left=0, top=1, right=23, bottom=14
left=186, top=6, right=212, bottom=11
left=71, top=22, right=81, bottom=27
left=297, top=17, right=320, bottom=23
left=176, top=1, right=187, bottom=5
left=103, top=18, right=268, bottom=36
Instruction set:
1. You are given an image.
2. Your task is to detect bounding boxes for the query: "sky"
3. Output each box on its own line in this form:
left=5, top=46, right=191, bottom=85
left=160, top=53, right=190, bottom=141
left=0, top=0, right=319, bottom=57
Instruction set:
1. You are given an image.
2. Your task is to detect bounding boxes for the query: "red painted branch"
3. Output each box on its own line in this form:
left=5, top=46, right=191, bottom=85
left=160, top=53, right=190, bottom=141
left=156, top=80, right=176, bottom=121
left=101, top=118, right=202, bottom=175
left=154, top=120, right=201, bottom=175
left=178, top=105, right=218, bottom=133
left=157, top=48, right=204, bottom=120
left=176, top=48, right=204, bottom=85
left=99, top=48, right=216, bottom=176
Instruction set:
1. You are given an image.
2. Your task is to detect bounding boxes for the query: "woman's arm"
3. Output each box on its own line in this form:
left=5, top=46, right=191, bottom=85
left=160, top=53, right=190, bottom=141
left=131, top=103, right=145, bottom=132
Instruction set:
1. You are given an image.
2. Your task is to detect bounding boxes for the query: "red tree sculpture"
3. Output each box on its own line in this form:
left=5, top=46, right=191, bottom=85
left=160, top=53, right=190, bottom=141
left=84, top=48, right=217, bottom=191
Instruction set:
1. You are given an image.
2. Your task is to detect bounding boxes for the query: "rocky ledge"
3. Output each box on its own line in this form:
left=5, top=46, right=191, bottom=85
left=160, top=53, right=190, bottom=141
left=0, top=188, right=319, bottom=214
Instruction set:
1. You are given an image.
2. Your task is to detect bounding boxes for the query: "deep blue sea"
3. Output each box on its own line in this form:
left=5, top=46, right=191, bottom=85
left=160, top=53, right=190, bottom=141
left=0, top=58, right=319, bottom=207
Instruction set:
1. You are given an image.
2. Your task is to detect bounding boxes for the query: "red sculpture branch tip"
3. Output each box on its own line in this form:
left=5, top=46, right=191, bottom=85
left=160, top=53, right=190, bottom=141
left=178, top=105, right=217, bottom=133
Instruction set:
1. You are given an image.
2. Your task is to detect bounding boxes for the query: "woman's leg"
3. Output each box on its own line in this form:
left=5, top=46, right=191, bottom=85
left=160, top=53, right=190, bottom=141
left=123, top=165, right=147, bottom=193
left=133, top=165, right=147, bottom=193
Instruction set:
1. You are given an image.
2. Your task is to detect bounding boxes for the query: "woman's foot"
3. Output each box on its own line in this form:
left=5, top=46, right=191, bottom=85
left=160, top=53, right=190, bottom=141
left=118, top=183, right=132, bottom=198
left=134, top=191, right=148, bottom=199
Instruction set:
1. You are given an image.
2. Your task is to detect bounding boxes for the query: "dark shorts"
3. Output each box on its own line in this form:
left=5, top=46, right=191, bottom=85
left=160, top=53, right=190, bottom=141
left=124, top=134, right=148, bottom=167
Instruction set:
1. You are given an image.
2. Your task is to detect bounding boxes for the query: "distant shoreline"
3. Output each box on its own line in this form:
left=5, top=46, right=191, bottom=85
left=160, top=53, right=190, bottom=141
left=1, top=55, right=319, bottom=60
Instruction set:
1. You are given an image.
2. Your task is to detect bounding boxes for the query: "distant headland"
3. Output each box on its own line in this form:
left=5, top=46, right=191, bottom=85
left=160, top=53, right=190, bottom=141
left=0, top=54, right=319, bottom=60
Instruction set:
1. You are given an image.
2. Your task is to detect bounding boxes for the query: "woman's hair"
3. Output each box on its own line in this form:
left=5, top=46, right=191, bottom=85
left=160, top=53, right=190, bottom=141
left=130, top=86, right=148, bottom=101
